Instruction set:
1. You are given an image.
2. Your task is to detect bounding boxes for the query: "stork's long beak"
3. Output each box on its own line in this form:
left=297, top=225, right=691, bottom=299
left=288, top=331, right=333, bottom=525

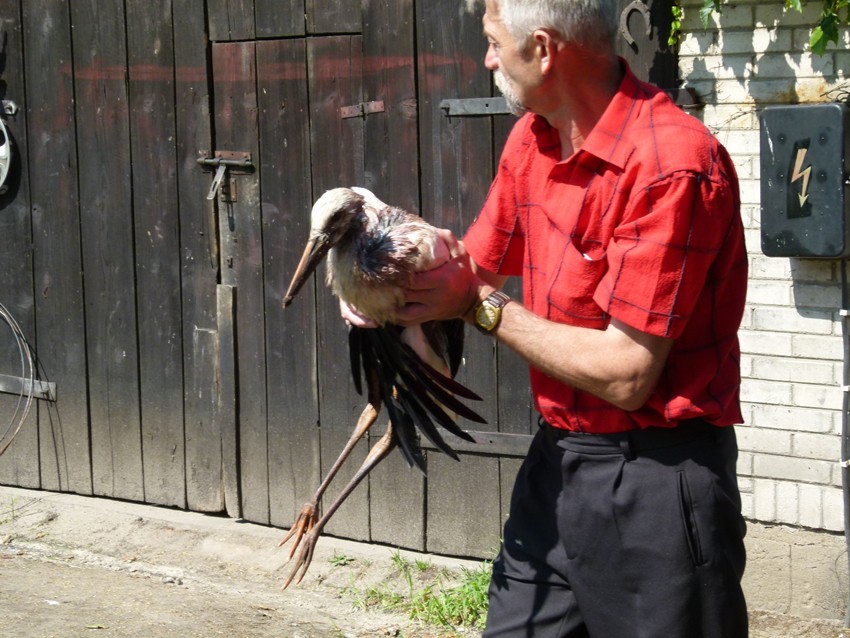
left=283, top=237, right=331, bottom=308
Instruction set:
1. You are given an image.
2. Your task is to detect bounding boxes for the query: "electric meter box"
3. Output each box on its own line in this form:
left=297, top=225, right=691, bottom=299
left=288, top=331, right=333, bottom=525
left=759, top=103, right=850, bottom=258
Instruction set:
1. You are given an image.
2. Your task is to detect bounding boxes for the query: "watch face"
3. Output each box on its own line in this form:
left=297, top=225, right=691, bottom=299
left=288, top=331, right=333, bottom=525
left=476, top=303, right=498, bottom=330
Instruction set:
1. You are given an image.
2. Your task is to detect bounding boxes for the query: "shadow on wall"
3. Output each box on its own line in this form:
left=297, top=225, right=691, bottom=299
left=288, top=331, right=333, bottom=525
left=681, top=2, right=849, bottom=321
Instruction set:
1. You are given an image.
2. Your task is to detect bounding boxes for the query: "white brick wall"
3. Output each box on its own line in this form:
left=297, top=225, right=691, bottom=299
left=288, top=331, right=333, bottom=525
left=679, top=0, right=850, bottom=532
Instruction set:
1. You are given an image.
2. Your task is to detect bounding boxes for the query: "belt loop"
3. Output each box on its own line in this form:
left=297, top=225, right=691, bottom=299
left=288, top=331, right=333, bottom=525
left=620, top=436, right=636, bottom=461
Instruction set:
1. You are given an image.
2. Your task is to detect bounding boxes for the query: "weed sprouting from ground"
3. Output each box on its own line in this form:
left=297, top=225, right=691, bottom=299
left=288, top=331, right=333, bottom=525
left=346, top=552, right=491, bottom=633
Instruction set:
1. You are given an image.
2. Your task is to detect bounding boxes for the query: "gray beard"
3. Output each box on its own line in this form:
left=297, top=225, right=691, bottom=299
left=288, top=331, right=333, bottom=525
left=494, top=70, right=528, bottom=117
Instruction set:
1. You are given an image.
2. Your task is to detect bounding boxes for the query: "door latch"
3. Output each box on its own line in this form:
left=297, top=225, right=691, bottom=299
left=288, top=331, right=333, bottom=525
left=197, top=151, right=254, bottom=202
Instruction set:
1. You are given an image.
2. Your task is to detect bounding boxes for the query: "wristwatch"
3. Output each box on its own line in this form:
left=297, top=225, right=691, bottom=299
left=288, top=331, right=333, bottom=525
left=474, top=290, right=512, bottom=333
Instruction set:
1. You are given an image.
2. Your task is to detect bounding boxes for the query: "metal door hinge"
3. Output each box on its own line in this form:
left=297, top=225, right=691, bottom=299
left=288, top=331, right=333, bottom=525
left=439, top=97, right=511, bottom=117
left=197, top=150, right=254, bottom=202
left=340, top=100, right=384, bottom=119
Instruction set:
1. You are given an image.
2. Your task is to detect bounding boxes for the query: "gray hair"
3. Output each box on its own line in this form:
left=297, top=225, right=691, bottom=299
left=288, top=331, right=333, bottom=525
left=467, top=0, right=617, bottom=51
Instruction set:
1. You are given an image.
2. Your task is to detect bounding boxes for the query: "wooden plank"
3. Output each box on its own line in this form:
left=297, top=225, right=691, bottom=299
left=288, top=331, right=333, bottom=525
left=216, top=285, right=240, bottom=517
left=426, top=454, right=502, bottom=557
left=255, top=0, right=305, bottom=37
left=307, top=35, right=369, bottom=541
left=0, top=1, right=37, bottom=489
left=208, top=0, right=255, bottom=42
left=361, top=0, right=426, bottom=552
left=22, top=0, right=92, bottom=495
left=416, top=0, right=506, bottom=555
left=415, top=0, right=497, bottom=426
left=126, top=0, right=186, bottom=509
left=212, top=41, right=269, bottom=524
left=307, top=0, right=360, bottom=34
left=255, top=38, right=321, bottom=530
left=172, top=0, right=223, bottom=513
left=71, top=0, right=144, bottom=501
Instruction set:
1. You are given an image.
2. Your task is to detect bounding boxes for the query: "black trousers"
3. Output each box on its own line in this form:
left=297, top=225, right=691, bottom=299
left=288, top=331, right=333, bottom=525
left=484, top=420, right=748, bottom=638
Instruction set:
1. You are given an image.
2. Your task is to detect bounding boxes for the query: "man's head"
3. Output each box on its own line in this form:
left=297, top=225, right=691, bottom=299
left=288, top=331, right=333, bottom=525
left=472, top=0, right=619, bottom=117
left=468, top=0, right=617, bottom=52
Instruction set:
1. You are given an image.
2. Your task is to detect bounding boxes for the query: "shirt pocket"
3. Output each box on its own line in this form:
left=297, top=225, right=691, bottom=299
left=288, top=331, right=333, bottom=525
left=544, top=234, right=608, bottom=328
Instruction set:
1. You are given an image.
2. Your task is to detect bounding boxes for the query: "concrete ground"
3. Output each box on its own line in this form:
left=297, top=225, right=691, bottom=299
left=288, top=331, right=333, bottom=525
left=0, top=485, right=846, bottom=637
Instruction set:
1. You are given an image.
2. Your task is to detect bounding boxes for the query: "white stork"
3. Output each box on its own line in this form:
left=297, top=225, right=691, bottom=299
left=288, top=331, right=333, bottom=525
left=280, top=187, right=483, bottom=588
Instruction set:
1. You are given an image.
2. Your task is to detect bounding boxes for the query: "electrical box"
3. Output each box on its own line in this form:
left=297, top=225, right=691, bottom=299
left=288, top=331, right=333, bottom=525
left=759, top=103, right=850, bottom=258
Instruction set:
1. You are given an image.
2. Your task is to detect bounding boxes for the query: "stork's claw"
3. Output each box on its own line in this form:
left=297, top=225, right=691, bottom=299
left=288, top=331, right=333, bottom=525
left=278, top=501, right=318, bottom=559
left=282, top=528, right=320, bottom=589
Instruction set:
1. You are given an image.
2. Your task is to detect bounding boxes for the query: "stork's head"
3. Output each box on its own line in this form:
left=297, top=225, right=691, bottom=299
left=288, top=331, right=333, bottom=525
left=283, top=188, right=366, bottom=308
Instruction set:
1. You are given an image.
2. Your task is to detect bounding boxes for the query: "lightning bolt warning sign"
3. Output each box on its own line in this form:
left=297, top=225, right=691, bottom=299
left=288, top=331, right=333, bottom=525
left=787, top=141, right=813, bottom=219
left=791, top=147, right=811, bottom=206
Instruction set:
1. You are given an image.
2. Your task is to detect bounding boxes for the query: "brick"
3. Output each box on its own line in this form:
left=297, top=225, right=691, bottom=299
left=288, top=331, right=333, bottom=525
left=775, top=480, right=798, bottom=523
left=751, top=306, right=834, bottom=335
left=792, top=382, right=843, bottom=411
left=740, top=377, right=793, bottom=405
left=797, top=482, right=823, bottom=528
left=695, top=4, right=755, bottom=29
left=793, top=431, right=841, bottom=461
left=740, top=354, right=754, bottom=378
left=738, top=475, right=754, bottom=493
left=747, top=281, right=792, bottom=306
left=792, top=284, right=842, bottom=309
left=729, top=155, right=755, bottom=179
left=738, top=329, right=793, bottom=356
left=737, top=178, right=760, bottom=205
left=718, top=28, right=793, bottom=55
left=753, top=477, right=777, bottom=521
left=735, top=424, right=792, bottom=455
left=738, top=450, right=754, bottom=476
left=789, top=259, right=836, bottom=283
left=740, top=491, right=755, bottom=519
left=748, top=403, right=834, bottom=433
left=753, top=454, right=833, bottom=484
left=821, top=486, right=844, bottom=532
left=700, top=104, right=758, bottom=128
left=750, top=356, right=835, bottom=384
left=754, top=51, right=835, bottom=78
left=791, top=334, right=844, bottom=360
left=755, top=2, right=824, bottom=28
left=743, top=228, right=760, bottom=252
left=678, top=33, right=718, bottom=57
left=749, top=254, right=792, bottom=279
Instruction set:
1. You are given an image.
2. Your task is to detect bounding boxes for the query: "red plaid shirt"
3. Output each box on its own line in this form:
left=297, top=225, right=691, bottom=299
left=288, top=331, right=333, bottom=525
left=465, top=62, right=747, bottom=433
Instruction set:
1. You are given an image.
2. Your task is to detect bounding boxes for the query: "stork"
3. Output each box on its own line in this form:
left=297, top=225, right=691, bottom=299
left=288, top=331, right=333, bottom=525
left=279, top=187, right=484, bottom=588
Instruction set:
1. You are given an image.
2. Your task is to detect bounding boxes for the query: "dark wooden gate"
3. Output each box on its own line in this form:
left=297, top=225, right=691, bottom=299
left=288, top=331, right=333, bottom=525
left=0, top=0, right=675, bottom=559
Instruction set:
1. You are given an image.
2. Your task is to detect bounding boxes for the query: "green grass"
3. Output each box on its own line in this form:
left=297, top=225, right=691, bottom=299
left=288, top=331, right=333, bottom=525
left=329, top=551, right=356, bottom=567
left=346, top=551, right=491, bottom=633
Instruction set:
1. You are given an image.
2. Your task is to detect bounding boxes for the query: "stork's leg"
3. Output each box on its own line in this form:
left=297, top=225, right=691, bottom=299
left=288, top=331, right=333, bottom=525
left=282, top=423, right=398, bottom=589
left=278, top=400, right=380, bottom=557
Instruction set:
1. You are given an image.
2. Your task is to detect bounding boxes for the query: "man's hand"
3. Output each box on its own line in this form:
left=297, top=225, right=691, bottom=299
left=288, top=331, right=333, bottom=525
left=396, top=229, right=482, bottom=326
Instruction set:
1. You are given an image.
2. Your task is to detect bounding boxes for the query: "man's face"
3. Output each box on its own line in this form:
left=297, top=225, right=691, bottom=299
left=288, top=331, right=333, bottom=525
left=483, top=1, right=532, bottom=116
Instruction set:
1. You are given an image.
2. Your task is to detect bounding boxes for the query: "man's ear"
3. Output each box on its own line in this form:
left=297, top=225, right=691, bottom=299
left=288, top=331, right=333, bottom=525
left=532, top=29, right=560, bottom=74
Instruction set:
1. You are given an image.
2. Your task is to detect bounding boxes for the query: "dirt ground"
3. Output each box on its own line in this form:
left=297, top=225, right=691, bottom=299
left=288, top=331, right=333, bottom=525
left=0, top=485, right=846, bottom=638
left=0, top=486, right=482, bottom=637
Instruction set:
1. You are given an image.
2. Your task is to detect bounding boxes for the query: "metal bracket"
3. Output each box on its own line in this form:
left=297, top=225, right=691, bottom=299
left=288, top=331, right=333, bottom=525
left=340, top=100, right=385, bottom=119
left=439, top=97, right=511, bottom=117
left=0, top=373, right=56, bottom=402
left=197, top=151, right=253, bottom=202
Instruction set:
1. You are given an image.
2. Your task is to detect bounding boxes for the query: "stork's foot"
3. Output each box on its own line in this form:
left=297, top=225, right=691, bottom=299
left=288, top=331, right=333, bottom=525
left=281, top=527, right=321, bottom=589
left=277, top=501, right=318, bottom=559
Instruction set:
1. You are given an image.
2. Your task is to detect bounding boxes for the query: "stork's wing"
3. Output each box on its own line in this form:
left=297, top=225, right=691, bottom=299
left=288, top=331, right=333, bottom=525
left=348, top=324, right=482, bottom=472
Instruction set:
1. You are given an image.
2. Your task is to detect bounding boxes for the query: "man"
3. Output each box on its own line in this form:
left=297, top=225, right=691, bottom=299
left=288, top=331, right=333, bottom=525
left=348, top=0, right=748, bottom=635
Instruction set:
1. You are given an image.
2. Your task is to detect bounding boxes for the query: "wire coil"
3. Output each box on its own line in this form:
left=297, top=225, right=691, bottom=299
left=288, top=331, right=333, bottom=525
left=0, top=301, right=34, bottom=456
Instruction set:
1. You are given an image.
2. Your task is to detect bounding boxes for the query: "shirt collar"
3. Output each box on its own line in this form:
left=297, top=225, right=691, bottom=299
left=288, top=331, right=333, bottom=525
left=530, top=60, right=652, bottom=171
